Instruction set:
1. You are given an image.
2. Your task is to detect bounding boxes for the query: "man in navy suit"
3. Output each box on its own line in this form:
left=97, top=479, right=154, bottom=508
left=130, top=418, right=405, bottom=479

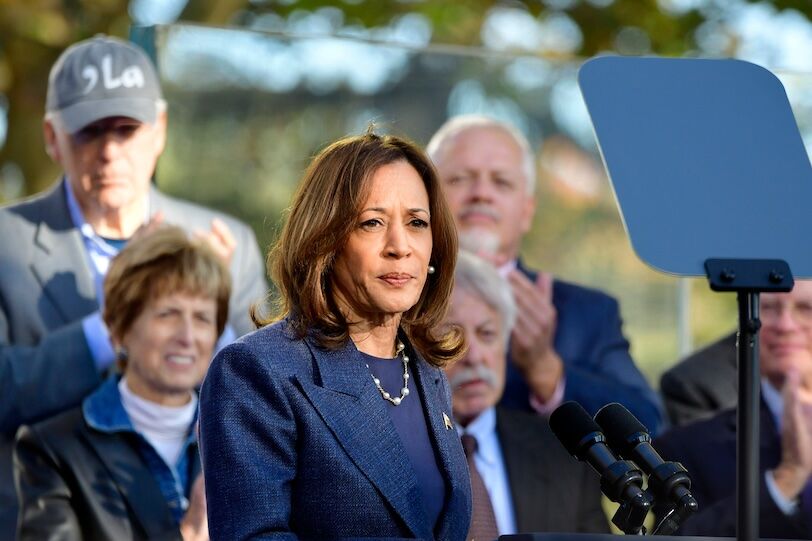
left=428, top=115, right=664, bottom=434
left=655, top=280, right=812, bottom=538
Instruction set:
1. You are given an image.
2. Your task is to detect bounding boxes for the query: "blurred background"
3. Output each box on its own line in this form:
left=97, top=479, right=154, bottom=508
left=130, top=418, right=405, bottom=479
left=3, top=0, right=812, bottom=387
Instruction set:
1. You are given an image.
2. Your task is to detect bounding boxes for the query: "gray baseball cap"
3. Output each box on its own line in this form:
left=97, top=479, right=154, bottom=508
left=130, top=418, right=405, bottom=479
left=46, top=35, right=163, bottom=134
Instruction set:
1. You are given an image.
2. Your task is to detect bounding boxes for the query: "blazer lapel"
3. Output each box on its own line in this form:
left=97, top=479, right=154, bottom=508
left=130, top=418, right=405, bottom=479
left=81, top=429, right=178, bottom=540
left=30, top=182, right=97, bottom=323
left=413, top=357, right=471, bottom=541
left=721, top=399, right=782, bottom=458
left=758, top=400, right=783, bottom=467
left=295, top=339, right=432, bottom=540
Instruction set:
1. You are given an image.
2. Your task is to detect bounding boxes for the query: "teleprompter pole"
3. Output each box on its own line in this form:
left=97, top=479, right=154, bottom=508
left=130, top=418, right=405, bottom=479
left=737, top=291, right=761, bottom=541
left=705, top=259, right=793, bottom=541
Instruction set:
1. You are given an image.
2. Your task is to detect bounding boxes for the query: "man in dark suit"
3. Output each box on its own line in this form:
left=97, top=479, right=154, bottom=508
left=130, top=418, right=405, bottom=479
left=655, top=281, right=812, bottom=538
left=0, top=35, right=266, bottom=533
left=444, top=251, right=608, bottom=537
left=428, top=115, right=664, bottom=434
left=660, top=331, right=738, bottom=426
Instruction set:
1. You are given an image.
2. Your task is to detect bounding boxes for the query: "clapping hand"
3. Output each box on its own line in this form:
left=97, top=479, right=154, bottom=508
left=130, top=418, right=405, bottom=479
left=506, top=269, right=564, bottom=402
left=195, top=218, right=236, bottom=266
left=180, top=474, right=209, bottom=541
left=773, top=369, right=812, bottom=500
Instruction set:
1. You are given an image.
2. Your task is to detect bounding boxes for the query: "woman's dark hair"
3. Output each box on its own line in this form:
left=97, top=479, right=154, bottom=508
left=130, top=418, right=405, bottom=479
left=253, top=131, right=464, bottom=367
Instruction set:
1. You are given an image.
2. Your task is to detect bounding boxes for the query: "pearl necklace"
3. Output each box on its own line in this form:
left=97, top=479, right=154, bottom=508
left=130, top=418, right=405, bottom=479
left=366, top=341, right=411, bottom=406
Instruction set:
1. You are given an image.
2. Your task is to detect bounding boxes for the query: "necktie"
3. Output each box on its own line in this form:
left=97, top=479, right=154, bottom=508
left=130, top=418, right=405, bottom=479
left=461, top=433, right=499, bottom=541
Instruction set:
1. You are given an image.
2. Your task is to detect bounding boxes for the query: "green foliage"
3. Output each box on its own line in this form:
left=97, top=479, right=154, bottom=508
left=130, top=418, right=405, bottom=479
left=0, top=0, right=807, bottom=383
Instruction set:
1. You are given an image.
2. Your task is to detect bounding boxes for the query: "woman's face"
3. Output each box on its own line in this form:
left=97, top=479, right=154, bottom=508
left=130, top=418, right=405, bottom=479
left=118, top=291, right=218, bottom=406
left=332, top=160, right=433, bottom=325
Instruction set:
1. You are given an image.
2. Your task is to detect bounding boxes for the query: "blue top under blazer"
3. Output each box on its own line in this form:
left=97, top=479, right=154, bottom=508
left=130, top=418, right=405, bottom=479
left=199, top=319, right=473, bottom=541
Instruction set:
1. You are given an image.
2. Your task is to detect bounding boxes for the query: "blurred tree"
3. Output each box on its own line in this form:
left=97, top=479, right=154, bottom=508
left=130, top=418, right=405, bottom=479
left=3, top=0, right=808, bottom=378
left=2, top=0, right=812, bottom=199
left=0, top=0, right=241, bottom=198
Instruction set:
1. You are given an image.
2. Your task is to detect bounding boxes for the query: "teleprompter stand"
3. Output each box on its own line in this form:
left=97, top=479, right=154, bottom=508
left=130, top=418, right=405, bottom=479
left=705, top=258, right=793, bottom=540
left=513, top=56, right=812, bottom=541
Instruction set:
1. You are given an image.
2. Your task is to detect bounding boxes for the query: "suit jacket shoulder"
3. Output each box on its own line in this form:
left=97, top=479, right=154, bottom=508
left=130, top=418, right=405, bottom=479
left=151, top=188, right=267, bottom=336
left=660, top=331, right=738, bottom=426
left=0, top=181, right=67, bottom=218
left=496, top=407, right=608, bottom=534
left=505, top=263, right=664, bottom=434
left=151, top=189, right=253, bottom=237
left=214, top=319, right=313, bottom=378
left=552, top=276, right=619, bottom=309
left=14, top=406, right=182, bottom=540
left=520, top=266, right=620, bottom=322
left=0, top=182, right=77, bottom=264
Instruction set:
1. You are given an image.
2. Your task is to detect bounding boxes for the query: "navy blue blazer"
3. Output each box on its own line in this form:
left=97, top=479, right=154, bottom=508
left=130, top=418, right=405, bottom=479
left=654, top=401, right=810, bottom=538
left=500, top=263, right=665, bottom=435
left=199, top=320, right=472, bottom=541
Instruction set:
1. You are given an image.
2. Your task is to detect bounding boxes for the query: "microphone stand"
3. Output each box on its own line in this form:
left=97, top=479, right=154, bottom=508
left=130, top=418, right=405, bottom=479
left=611, top=495, right=651, bottom=535
left=652, top=501, right=695, bottom=536
left=600, top=463, right=652, bottom=534
left=647, top=462, right=698, bottom=535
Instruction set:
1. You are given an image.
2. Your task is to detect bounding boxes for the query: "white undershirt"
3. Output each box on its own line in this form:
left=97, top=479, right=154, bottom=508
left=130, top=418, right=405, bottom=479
left=118, top=377, right=197, bottom=469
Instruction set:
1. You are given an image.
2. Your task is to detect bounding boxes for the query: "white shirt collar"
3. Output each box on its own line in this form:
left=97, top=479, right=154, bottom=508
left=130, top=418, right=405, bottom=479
left=497, top=259, right=518, bottom=279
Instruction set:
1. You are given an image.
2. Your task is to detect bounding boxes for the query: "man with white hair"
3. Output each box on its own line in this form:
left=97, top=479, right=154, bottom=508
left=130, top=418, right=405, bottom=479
left=428, top=115, right=664, bottom=434
left=445, top=251, right=608, bottom=539
left=0, top=35, right=266, bottom=533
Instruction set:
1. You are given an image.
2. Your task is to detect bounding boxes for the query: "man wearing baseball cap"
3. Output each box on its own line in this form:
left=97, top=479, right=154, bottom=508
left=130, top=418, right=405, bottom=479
left=0, top=35, right=266, bottom=533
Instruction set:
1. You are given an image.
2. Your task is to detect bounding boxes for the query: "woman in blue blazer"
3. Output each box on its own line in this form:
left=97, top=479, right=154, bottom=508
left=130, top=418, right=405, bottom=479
left=199, top=132, right=473, bottom=540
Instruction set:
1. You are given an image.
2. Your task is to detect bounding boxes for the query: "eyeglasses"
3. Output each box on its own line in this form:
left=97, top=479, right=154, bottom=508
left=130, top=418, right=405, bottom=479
left=760, top=298, right=812, bottom=326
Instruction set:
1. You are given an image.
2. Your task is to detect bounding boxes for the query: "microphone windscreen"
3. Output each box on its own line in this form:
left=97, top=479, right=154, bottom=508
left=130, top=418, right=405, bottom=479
left=594, top=402, right=648, bottom=455
left=550, top=401, right=603, bottom=456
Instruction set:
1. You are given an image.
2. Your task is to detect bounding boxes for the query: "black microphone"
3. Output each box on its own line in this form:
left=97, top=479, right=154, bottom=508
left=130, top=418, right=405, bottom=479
left=595, top=402, right=699, bottom=516
left=550, top=401, right=652, bottom=532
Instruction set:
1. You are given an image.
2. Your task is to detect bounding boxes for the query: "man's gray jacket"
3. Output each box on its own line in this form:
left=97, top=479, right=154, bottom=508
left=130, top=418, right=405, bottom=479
left=0, top=179, right=267, bottom=534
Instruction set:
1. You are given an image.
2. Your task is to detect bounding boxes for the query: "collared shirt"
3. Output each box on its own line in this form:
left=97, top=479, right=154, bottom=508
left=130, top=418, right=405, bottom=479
left=457, top=407, right=517, bottom=535
left=83, top=375, right=198, bottom=524
left=497, top=259, right=566, bottom=414
left=65, top=178, right=137, bottom=300
left=496, top=259, right=518, bottom=279
left=66, top=179, right=236, bottom=368
left=66, top=179, right=141, bottom=371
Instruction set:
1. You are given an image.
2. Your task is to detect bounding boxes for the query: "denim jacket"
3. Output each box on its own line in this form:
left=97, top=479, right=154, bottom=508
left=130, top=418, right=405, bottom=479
left=82, top=376, right=198, bottom=524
